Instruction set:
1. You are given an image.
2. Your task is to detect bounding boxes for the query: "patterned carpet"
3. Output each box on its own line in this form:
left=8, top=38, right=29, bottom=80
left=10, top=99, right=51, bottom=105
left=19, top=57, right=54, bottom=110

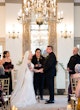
left=13, top=95, right=67, bottom=110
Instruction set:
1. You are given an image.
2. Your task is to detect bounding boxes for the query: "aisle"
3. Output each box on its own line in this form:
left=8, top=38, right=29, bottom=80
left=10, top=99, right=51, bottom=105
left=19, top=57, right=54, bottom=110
left=17, top=95, right=67, bottom=110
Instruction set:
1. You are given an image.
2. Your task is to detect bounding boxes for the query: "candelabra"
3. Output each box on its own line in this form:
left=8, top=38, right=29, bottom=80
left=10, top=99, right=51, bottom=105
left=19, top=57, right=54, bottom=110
left=8, top=31, right=19, bottom=39
left=61, top=25, right=72, bottom=38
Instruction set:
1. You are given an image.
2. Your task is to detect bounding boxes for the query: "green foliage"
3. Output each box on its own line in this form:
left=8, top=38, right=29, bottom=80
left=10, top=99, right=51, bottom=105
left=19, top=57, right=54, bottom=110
left=58, top=62, right=66, bottom=72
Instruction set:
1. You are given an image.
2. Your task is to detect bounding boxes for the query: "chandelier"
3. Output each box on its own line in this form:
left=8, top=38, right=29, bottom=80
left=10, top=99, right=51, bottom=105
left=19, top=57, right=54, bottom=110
left=17, top=0, right=63, bottom=25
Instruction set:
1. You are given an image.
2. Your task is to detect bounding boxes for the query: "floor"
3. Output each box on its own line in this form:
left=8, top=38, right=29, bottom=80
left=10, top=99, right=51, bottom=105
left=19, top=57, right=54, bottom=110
left=11, top=95, right=68, bottom=110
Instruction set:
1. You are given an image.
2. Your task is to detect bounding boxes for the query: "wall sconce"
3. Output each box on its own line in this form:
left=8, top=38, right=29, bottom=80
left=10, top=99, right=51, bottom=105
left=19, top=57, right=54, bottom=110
left=8, top=24, right=20, bottom=39
left=8, top=31, right=19, bottom=39
left=60, top=25, right=72, bottom=39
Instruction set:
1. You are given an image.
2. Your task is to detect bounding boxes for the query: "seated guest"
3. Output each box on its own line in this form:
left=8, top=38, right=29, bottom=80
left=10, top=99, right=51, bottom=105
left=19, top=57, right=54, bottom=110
left=0, top=55, right=8, bottom=78
left=74, top=64, right=80, bottom=110
left=75, top=64, right=80, bottom=97
left=71, top=64, right=80, bottom=79
left=0, top=55, right=5, bottom=76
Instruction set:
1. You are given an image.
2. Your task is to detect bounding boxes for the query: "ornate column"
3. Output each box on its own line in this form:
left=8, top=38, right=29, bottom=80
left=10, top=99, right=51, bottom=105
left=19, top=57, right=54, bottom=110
left=48, top=21, right=57, bottom=94
left=22, top=0, right=31, bottom=55
left=22, top=23, right=31, bottom=55
left=48, top=21, right=57, bottom=54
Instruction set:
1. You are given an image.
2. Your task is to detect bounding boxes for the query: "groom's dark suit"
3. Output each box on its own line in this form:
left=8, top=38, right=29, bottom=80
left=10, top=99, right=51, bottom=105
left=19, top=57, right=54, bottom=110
left=44, top=52, right=57, bottom=102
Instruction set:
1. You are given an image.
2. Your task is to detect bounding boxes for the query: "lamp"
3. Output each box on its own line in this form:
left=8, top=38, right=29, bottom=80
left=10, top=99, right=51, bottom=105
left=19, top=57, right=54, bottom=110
left=8, top=31, right=19, bottom=39
left=61, top=25, right=72, bottom=39
left=8, top=24, right=20, bottom=39
left=17, top=0, right=63, bottom=24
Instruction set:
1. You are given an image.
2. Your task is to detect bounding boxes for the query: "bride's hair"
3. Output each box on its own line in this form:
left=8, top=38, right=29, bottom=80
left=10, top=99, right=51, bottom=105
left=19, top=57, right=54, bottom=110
left=21, top=51, right=32, bottom=71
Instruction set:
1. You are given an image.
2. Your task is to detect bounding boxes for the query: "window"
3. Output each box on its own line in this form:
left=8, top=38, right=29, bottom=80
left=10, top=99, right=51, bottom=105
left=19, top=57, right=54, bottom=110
left=0, top=38, right=5, bottom=58
left=31, top=24, right=48, bottom=54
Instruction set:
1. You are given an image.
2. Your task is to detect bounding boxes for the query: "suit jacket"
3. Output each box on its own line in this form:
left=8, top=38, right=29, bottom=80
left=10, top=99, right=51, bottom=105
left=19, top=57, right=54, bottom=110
left=67, top=54, right=80, bottom=75
left=44, top=52, right=57, bottom=76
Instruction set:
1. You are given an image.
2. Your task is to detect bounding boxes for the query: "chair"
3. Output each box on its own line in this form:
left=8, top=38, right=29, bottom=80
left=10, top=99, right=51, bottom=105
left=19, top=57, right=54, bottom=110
left=0, top=78, right=10, bottom=110
left=12, top=69, right=18, bottom=90
left=70, top=77, right=79, bottom=110
left=1, top=78, right=9, bottom=95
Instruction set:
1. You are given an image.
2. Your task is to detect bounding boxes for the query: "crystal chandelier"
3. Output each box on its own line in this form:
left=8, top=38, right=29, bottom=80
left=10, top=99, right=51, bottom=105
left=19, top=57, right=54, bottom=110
left=17, top=0, right=63, bottom=25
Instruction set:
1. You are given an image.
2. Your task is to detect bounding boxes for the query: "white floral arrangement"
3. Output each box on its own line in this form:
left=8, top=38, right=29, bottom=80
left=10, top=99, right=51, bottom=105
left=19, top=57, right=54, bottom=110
left=16, top=60, right=22, bottom=65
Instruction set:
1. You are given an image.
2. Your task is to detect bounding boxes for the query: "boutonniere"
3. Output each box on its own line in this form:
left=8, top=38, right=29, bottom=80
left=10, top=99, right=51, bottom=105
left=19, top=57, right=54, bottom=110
left=46, top=55, right=49, bottom=59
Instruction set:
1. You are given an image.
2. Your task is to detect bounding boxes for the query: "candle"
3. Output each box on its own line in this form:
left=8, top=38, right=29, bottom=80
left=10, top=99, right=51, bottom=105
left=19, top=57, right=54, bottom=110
left=15, top=108, right=18, bottom=110
left=12, top=105, right=15, bottom=110
left=67, top=104, right=72, bottom=110
left=28, top=1, right=30, bottom=8
left=60, top=11, right=63, bottom=18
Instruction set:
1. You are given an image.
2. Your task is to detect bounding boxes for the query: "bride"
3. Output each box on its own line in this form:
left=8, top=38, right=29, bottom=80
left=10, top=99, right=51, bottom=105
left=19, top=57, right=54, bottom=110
left=11, top=51, right=37, bottom=108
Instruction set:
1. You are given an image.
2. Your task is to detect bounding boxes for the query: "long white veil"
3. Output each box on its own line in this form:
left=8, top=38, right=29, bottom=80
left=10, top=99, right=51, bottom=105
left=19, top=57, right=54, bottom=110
left=11, top=51, right=30, bottom=99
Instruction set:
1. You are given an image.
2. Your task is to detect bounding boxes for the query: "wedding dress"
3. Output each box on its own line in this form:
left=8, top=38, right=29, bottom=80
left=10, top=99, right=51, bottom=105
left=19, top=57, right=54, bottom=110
left=11, top=51, right=36, bottom=108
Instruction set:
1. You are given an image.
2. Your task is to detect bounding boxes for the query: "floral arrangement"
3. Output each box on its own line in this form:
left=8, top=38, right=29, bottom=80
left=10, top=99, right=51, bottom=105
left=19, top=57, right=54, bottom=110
left=58, top=61, right=67, bottom=72
left=16, top=60, right=22, bottom=65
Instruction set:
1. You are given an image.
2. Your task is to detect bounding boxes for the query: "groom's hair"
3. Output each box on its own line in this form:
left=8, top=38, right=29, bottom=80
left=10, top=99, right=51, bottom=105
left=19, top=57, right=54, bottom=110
left=35, top=48, right=41, bottom=52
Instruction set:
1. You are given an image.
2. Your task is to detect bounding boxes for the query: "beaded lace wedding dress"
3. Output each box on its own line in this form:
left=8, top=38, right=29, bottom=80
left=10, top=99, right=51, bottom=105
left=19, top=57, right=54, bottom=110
left=11, top=51, right=36, bottom=108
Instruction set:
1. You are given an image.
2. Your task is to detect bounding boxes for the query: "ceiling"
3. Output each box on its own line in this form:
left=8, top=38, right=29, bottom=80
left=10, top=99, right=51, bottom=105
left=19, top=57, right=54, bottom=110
left=4, top=0, right=79, bottom=3
left=0, top=0, right=79, bottom=4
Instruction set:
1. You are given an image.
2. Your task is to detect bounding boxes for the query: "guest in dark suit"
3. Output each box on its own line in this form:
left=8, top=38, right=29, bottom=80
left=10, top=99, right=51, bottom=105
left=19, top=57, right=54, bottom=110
left=32, top=48, right=45, bottom=100
left=43, top=45, right=57, bottom=104
left=67, top=47, right=80, bottom=102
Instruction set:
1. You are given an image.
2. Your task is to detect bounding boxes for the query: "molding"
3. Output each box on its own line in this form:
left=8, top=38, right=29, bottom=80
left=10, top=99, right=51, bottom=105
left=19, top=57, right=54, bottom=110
left=5, top=0, right=74, bottom=4
left=5, top=0, right=21, bottom=3
left=74, top=3, right=80, bottom=6
left=0, top=2, right=5, bottom=5
left=57, top=89, right=65, bottom=95
left=0, top=37, right=5, bottom=42
left=58, top=0, right=74, bottom=3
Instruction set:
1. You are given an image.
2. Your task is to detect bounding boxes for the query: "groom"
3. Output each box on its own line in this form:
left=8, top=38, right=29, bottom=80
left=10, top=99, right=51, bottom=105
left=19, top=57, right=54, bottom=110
left=43, top=45, right=57, bottom=104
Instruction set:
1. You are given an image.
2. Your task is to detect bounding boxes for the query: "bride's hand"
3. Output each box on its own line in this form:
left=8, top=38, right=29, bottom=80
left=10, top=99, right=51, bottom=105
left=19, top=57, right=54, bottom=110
left=38, top=68, right=43, bottom=73
left=34, top=68, right=43, bottom=73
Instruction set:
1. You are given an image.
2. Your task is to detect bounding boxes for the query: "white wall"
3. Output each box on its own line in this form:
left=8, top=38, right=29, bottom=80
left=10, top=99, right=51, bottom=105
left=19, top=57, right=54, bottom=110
left=0, top=6, right=5, bottom=37
left=56, top=3, right=74, bottom=89
left=5, top=3, right=22, bottom=69
left=74, top=6, right=80, bottom=37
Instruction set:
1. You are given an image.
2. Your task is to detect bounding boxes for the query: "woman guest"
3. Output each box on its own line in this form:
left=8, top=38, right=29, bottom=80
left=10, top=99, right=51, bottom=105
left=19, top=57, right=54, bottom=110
left=2, top=51, right=14, bottom=94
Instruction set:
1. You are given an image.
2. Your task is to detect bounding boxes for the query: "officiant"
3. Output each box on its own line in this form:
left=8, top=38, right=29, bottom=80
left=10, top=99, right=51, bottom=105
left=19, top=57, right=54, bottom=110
left=32, top=48, right=45, bottom=100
